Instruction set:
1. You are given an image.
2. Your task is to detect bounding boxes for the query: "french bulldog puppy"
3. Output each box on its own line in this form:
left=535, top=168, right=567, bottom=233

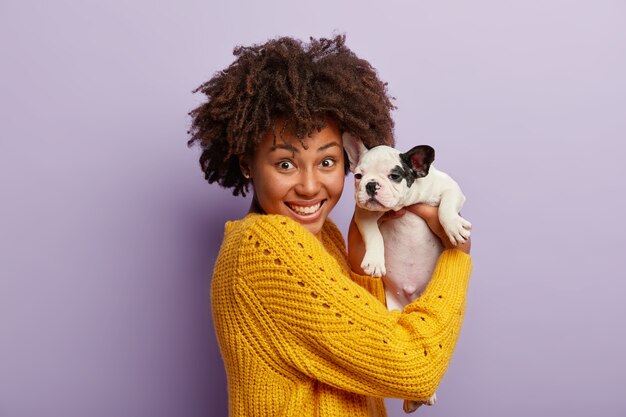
left=343, top=132, right=471, bottom=413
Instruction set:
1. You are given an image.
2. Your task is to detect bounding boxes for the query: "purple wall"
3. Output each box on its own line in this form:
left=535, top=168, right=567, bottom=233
left=1, top=1, right=625, bottom=416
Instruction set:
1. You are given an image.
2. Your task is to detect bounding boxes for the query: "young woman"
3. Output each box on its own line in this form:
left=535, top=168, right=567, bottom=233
left=188, top=35, right=472, bottom=417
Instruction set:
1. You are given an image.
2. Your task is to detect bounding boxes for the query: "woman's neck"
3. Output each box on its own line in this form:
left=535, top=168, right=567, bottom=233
left=248, top=197, right=265, bottom=214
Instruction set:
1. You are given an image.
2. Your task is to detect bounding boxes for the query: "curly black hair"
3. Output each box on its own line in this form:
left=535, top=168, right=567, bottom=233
left=187, top=34, right=396, bottom=196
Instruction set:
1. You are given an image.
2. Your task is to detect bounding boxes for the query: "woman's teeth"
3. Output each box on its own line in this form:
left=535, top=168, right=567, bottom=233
left=288, top=202, right=322, bottom=215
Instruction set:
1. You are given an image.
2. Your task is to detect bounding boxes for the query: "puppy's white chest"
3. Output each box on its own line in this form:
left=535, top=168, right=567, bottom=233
left=379, top=213, right=443, bottom=310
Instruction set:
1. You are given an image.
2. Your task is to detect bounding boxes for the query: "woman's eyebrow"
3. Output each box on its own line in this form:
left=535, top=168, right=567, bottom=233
left=269, top=142, right=340, bottom=153
left=270, top=143, right=298, bottom=153
left=317, top=142, right=341, bottom=152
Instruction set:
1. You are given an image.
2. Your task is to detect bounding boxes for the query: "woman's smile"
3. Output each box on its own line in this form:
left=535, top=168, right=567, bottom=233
left=285, top=199, right=326, bottom=220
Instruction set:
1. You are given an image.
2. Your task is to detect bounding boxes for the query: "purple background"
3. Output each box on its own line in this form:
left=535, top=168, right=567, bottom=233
left=1, top=1, right=625, bottom=416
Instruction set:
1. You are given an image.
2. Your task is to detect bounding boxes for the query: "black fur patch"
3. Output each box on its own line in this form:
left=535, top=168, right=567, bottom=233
left=400, top=145, right=434, bottom=181
left=391, top=164, right=418, bottom=188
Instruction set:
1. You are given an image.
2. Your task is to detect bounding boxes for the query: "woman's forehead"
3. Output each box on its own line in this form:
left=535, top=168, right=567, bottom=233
left=257, top=118, right=342, bottom=151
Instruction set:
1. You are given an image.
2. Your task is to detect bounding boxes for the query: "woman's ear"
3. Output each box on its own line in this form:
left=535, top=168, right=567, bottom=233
left=239, top=155, right=251, bottom=179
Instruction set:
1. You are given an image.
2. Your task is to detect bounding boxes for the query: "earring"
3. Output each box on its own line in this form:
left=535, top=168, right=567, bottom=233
left=243, top=171, right=251, bottom=179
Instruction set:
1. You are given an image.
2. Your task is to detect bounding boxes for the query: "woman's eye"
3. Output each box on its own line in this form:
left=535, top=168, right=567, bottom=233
left=320, top=158, right=335, bottom=168
left=354, top=173, right=363, bottom=180
left=277, top=161, right=295, bottom=170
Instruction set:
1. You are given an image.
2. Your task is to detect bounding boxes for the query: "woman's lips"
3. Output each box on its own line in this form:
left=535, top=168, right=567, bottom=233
left=285, top=200, right=326, bottom=222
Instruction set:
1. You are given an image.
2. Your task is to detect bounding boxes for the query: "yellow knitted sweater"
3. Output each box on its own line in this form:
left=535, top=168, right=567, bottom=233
left=211, top=213, right=472, bottom=417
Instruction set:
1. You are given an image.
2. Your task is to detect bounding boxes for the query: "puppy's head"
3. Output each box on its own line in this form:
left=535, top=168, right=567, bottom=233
left=343, top=132, right=435, bottom=211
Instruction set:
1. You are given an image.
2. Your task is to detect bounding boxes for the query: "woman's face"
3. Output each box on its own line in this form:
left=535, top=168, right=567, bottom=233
left=247, top=119, right=345, bottom=236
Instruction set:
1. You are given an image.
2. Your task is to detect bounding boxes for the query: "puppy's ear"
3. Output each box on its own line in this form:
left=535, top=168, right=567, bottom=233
left=342, top=132, right=368, bottom=172
left=401, top=145, right=435, bottom=178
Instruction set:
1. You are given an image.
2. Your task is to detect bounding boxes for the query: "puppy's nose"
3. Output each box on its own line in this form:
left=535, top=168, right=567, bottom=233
left=365, top=181, right=378, bottom=197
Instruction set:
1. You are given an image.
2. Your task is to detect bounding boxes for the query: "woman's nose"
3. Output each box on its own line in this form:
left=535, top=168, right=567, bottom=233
left=295, top=168, right=321, bottom=197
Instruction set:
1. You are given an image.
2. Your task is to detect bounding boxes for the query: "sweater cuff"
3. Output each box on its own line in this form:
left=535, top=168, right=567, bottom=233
left=349, top=271, right=387, bottom=306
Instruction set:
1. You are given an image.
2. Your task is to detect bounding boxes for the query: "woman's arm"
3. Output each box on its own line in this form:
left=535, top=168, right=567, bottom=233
left=347, top=211, right=368, bottom=275
left=235, top=215, right=472, bottom=401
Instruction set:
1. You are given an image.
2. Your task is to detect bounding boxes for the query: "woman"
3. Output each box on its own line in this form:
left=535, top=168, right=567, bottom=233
left=188, top=35, right=472, bottom=417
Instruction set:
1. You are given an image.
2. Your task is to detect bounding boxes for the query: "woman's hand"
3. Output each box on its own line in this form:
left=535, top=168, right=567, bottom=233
left=404, top=204, right=471, bottom=254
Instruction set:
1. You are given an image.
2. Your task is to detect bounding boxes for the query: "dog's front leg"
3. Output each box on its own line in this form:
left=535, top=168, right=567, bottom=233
left=438, top=187, right=472, bottom=245
left=354, top=206, right=386, bottom=277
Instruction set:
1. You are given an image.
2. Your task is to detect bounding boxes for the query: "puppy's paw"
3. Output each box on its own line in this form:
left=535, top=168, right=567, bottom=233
left=403, top=400, right=422, bottom=414
left=441, top=215, right=471, bottom=246
left=361, top=251, right=386, bottom=277
left=403, top=393, right=436, bottom=414
left=425, top=392, right=437, bottom=406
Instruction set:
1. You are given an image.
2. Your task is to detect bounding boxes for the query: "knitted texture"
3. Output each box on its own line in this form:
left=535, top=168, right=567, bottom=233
left=211, top=213, right=472, bottom=417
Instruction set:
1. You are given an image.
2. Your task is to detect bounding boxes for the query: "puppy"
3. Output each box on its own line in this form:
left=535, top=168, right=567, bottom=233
left=343, top=132, right=471, bottom=413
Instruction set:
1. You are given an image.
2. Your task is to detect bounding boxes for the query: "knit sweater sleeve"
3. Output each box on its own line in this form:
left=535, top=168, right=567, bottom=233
left=320, top=218, right=388, bottom=303
left=234, top=214, right=472, bottom=401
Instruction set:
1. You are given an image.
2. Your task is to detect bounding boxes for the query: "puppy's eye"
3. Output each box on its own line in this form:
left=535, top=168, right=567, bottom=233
left=388, top=173, right=401, bottom=182
left=354, top=173, right=363, bottom=180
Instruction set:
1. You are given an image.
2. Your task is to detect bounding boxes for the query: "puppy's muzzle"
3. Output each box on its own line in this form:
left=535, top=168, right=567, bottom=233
left=365, top=181, right=379, bottom=197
